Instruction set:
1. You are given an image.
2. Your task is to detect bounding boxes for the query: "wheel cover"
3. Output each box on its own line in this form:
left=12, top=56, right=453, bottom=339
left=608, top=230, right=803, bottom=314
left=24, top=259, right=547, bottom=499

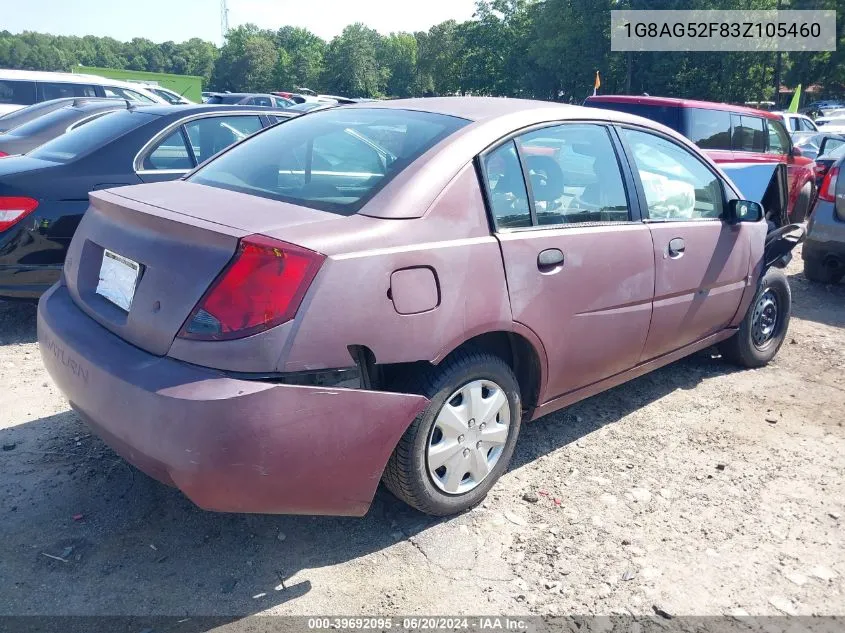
left=426, top=379, right=510, bottom=495
left=751, top=288, right=779, bottom=349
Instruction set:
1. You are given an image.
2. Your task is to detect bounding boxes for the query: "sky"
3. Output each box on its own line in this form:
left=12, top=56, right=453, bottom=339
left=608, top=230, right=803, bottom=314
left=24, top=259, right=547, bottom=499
left=2, top=0, right=479, bottom=43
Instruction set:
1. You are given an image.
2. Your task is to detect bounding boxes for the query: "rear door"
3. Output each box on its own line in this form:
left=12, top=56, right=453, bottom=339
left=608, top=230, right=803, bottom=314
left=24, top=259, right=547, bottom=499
left=618, top=126, right=750, bottom=361
left=482, top=122, right=655, bottom=400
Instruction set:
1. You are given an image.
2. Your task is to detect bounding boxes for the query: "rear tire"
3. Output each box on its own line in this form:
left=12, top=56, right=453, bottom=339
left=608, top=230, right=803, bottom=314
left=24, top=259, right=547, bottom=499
left=720, top=268, right=791, bottom=368
left=803, top=258, right=843, bottom=284
left=382, top=350, right=522, bottom=516
left=791, top=182, right=813, bottom=223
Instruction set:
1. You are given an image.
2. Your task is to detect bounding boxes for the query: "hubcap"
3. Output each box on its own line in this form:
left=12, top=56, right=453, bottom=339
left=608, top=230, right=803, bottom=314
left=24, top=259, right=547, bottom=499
left=426, top=379, right=510, bottom=495
left=751, top=289, right=779, bottom=349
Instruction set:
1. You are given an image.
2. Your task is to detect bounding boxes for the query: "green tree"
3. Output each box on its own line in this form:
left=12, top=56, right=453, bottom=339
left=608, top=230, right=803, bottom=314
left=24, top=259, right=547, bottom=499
left=322, top=23, right=384, bottom=97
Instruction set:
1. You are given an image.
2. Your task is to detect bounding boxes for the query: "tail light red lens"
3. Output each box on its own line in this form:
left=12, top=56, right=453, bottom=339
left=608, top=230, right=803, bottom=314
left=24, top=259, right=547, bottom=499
left=0, top=151, right=8, bottom=158
left=0, top=196, right=39, bottom=231
left=179, top=234, right=325, bottom=341
left=819, top=166, right=840, bottom=203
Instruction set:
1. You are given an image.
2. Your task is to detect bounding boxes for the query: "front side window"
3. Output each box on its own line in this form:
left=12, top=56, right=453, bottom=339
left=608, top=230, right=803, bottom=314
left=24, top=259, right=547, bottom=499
left=144, top=129, right=192, bottom=170
left=732, top=115, right=767, bottom=153
left=0, top=80, right=36, bottom=105
left=801, top=117, right=818, bottom=132
left=184, top=115, right=262, bottom=163
left=685, top=108, right=732, bottom=150
left=766, top=119, right=791, bottom=155
left=481, top=141, right=531, bottom=228
left=516, top=124, right=630, bottom=224
left=251, top=96, right=272, bottom=107
left=190, top=108, right=468, bottom=215
left=38, top=82, right=97, bottom=100
left=622, top=128, right=724, bottom=221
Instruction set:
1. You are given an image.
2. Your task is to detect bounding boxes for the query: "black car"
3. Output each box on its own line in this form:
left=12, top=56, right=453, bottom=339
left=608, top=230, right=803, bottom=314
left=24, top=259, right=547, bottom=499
left=0, top=104, right=294, bottom=299
left=203, top=92, right=294, bottom=108
left=0, top=99, right=131, bottom=157
left=0, top=97, right=119, bottom=134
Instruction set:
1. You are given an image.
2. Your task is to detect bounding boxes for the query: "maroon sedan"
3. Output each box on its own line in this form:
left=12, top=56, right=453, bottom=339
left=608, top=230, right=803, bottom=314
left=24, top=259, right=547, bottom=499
left=39, top=98, right=794, bottom=517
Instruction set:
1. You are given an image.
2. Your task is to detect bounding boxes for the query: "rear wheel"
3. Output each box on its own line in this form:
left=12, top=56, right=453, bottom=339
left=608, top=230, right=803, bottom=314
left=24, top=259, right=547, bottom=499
left=382, top=351, right=522, bottom=516
left=720, top=268, right=791, bottom=368
left=791, top=182, right=814, bottom=223
left=803, top=258, right=844, bottom=284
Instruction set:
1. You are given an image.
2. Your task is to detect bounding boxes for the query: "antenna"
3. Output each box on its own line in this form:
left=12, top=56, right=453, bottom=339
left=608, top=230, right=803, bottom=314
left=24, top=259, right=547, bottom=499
left=220, top=0, right=230, bottom=39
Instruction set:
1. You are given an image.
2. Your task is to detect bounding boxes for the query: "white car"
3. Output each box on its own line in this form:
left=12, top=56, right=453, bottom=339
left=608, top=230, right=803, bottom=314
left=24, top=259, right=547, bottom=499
left=774, top=111, right=819, bottom=136
left=816, top=115, right=845, bottom=134
left=129, top=83, right=194, bottom=105
left=0, top=69, right=168, bottom=115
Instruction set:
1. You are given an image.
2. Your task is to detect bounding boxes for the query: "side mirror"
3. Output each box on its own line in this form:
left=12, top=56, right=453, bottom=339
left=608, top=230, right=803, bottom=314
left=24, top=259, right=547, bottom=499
left=725, top=199, right=764, bottom=224
left=791, top=146, right=803, bottom=157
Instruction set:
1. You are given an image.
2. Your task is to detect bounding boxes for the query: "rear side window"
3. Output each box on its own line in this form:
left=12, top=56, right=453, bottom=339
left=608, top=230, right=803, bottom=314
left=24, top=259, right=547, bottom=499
left=29, top=110, right=156, bottom=162
left=788, top=117, right=800, bottom=132
left=732, top=115, right=767, bottom=152
left=622, top=128, right=724, bottom=220
left=37, top=82, right=98, bottom=100
left=481, top=141, right=531, bottom=228
left=184, top=115, right=262, bottom=163
left=189, top=108, right=468, bottom=214
left=250, top=96, right=272, bottom=107
left=145, top=129, right=192, bottom=170
left=685, top=108, right=732, bottom=150
left=0, top=80, right=36, bottom=106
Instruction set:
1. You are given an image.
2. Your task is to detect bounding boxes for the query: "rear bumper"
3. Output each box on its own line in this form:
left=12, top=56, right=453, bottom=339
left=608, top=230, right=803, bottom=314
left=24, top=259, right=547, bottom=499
left=38, top=283, right=428, bottom=516
left=804, top=200, right=845, bottom=263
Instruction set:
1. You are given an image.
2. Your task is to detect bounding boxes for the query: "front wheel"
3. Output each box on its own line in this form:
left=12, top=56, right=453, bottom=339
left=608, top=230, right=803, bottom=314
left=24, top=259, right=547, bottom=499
left=382, top=351, right=522, bottom=516
left=719, top=268, right=791, bottom=368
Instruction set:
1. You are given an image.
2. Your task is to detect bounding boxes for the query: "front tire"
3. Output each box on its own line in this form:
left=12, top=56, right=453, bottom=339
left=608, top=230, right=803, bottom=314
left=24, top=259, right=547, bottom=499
left=382, top=350, right=522, bottom=516
left=720, top=268, right=791, bottom=368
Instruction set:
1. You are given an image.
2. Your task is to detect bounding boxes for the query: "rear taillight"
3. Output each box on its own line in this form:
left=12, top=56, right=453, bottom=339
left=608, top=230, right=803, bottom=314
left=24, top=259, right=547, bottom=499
left=0, top=151, right=8, bottom=158
left=179, top=234, right=325, bottom=341
left=819, top=166, right=840, bottom=202
left=0, top=196, right=38, bottom=231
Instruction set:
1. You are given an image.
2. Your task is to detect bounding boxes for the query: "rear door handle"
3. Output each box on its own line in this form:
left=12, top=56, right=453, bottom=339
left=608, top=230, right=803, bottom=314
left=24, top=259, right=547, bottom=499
left=668, top=238, right=685, bottom=259
left=538, top=248, right=564, bottom=271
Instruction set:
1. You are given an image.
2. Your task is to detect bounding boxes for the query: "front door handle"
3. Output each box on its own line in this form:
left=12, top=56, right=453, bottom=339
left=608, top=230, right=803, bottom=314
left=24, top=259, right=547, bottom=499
left=668, top=238, right=685, bottom=259
left=538, top=248, right=564, bottom=272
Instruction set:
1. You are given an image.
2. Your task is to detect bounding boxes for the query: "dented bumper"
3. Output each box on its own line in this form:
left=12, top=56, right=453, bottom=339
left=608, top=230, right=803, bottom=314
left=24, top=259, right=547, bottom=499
left=37, top=283, right=428, bottom=516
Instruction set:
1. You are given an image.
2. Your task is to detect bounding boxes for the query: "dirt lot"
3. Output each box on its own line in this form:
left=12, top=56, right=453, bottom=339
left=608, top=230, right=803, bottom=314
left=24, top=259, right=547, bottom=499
left=1, top=249, right=843, bottom=621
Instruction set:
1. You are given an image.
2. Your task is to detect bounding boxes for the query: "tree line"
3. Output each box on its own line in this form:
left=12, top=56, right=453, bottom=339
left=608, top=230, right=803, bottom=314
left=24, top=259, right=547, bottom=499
left=1, top=0, right=842, bottom=103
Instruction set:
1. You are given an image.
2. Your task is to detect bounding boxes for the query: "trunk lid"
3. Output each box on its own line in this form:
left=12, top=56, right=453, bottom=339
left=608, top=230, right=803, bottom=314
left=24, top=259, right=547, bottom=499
left=64, top=181, right=340, bottom=356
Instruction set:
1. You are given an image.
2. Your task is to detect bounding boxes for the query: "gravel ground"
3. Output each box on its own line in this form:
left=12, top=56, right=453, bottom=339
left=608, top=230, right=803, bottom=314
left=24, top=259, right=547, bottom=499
left=0, top=249, right=843, bottom=621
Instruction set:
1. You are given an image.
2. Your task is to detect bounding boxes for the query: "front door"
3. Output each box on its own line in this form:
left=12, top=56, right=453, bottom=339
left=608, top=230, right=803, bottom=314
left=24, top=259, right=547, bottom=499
left=619, top=127, right=751, bottom=361
left=481, top=123, right=655, bottom=401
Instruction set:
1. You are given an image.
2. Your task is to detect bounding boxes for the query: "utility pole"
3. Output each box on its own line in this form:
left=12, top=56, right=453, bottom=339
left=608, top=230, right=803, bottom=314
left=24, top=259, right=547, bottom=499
left=221, top=0, right=230, bottom=41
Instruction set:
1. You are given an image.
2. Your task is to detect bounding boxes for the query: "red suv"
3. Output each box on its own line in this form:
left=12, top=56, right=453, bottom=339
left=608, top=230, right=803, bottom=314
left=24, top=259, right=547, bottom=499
left=585, top=96, right=817, bottom=221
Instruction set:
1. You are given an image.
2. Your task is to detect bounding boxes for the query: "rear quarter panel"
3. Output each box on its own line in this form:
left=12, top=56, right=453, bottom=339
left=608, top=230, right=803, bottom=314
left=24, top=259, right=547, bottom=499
left=278, top=164, right=514, bottom=372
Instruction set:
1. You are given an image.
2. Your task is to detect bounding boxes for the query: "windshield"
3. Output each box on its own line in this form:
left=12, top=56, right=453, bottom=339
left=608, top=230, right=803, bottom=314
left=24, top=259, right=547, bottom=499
left=29, top=109, right=156, bottom=163
left=189, top=107, right=468, bottom=214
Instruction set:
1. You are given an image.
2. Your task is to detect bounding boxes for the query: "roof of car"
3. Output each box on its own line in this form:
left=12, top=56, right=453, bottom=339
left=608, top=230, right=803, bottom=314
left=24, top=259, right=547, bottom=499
left=585, top=95, right=781, bottom=120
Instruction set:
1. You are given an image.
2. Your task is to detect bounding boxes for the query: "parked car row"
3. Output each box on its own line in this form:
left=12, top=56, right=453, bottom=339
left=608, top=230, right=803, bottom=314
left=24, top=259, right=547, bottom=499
left=0, top=69, right=170, bottom=114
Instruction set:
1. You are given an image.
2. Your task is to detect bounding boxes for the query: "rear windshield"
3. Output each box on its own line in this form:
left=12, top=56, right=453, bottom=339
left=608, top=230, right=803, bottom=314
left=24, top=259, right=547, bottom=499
left=5, top=106, right=84, bottom=137
left=29, top=109, right=156, bottom=163
left=585, top=100, right=682, bottom=131
left=205, top=95, right=243, bottom=104
left=0, top=80, right=37, bottom=106
left=189, top=108, right=469, bottom=214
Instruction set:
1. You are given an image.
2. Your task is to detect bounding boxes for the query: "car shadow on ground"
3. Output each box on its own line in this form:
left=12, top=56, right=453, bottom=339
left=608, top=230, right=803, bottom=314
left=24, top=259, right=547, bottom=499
left=0, top=344, right=737, bottom=627
left=0, top=300, right=37, bottom=345
left=786, top=269, right=845, bottom=329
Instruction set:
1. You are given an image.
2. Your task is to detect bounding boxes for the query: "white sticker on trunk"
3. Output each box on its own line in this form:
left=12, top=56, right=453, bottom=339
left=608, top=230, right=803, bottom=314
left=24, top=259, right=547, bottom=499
left=96, top=249, right=141, bottom=312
